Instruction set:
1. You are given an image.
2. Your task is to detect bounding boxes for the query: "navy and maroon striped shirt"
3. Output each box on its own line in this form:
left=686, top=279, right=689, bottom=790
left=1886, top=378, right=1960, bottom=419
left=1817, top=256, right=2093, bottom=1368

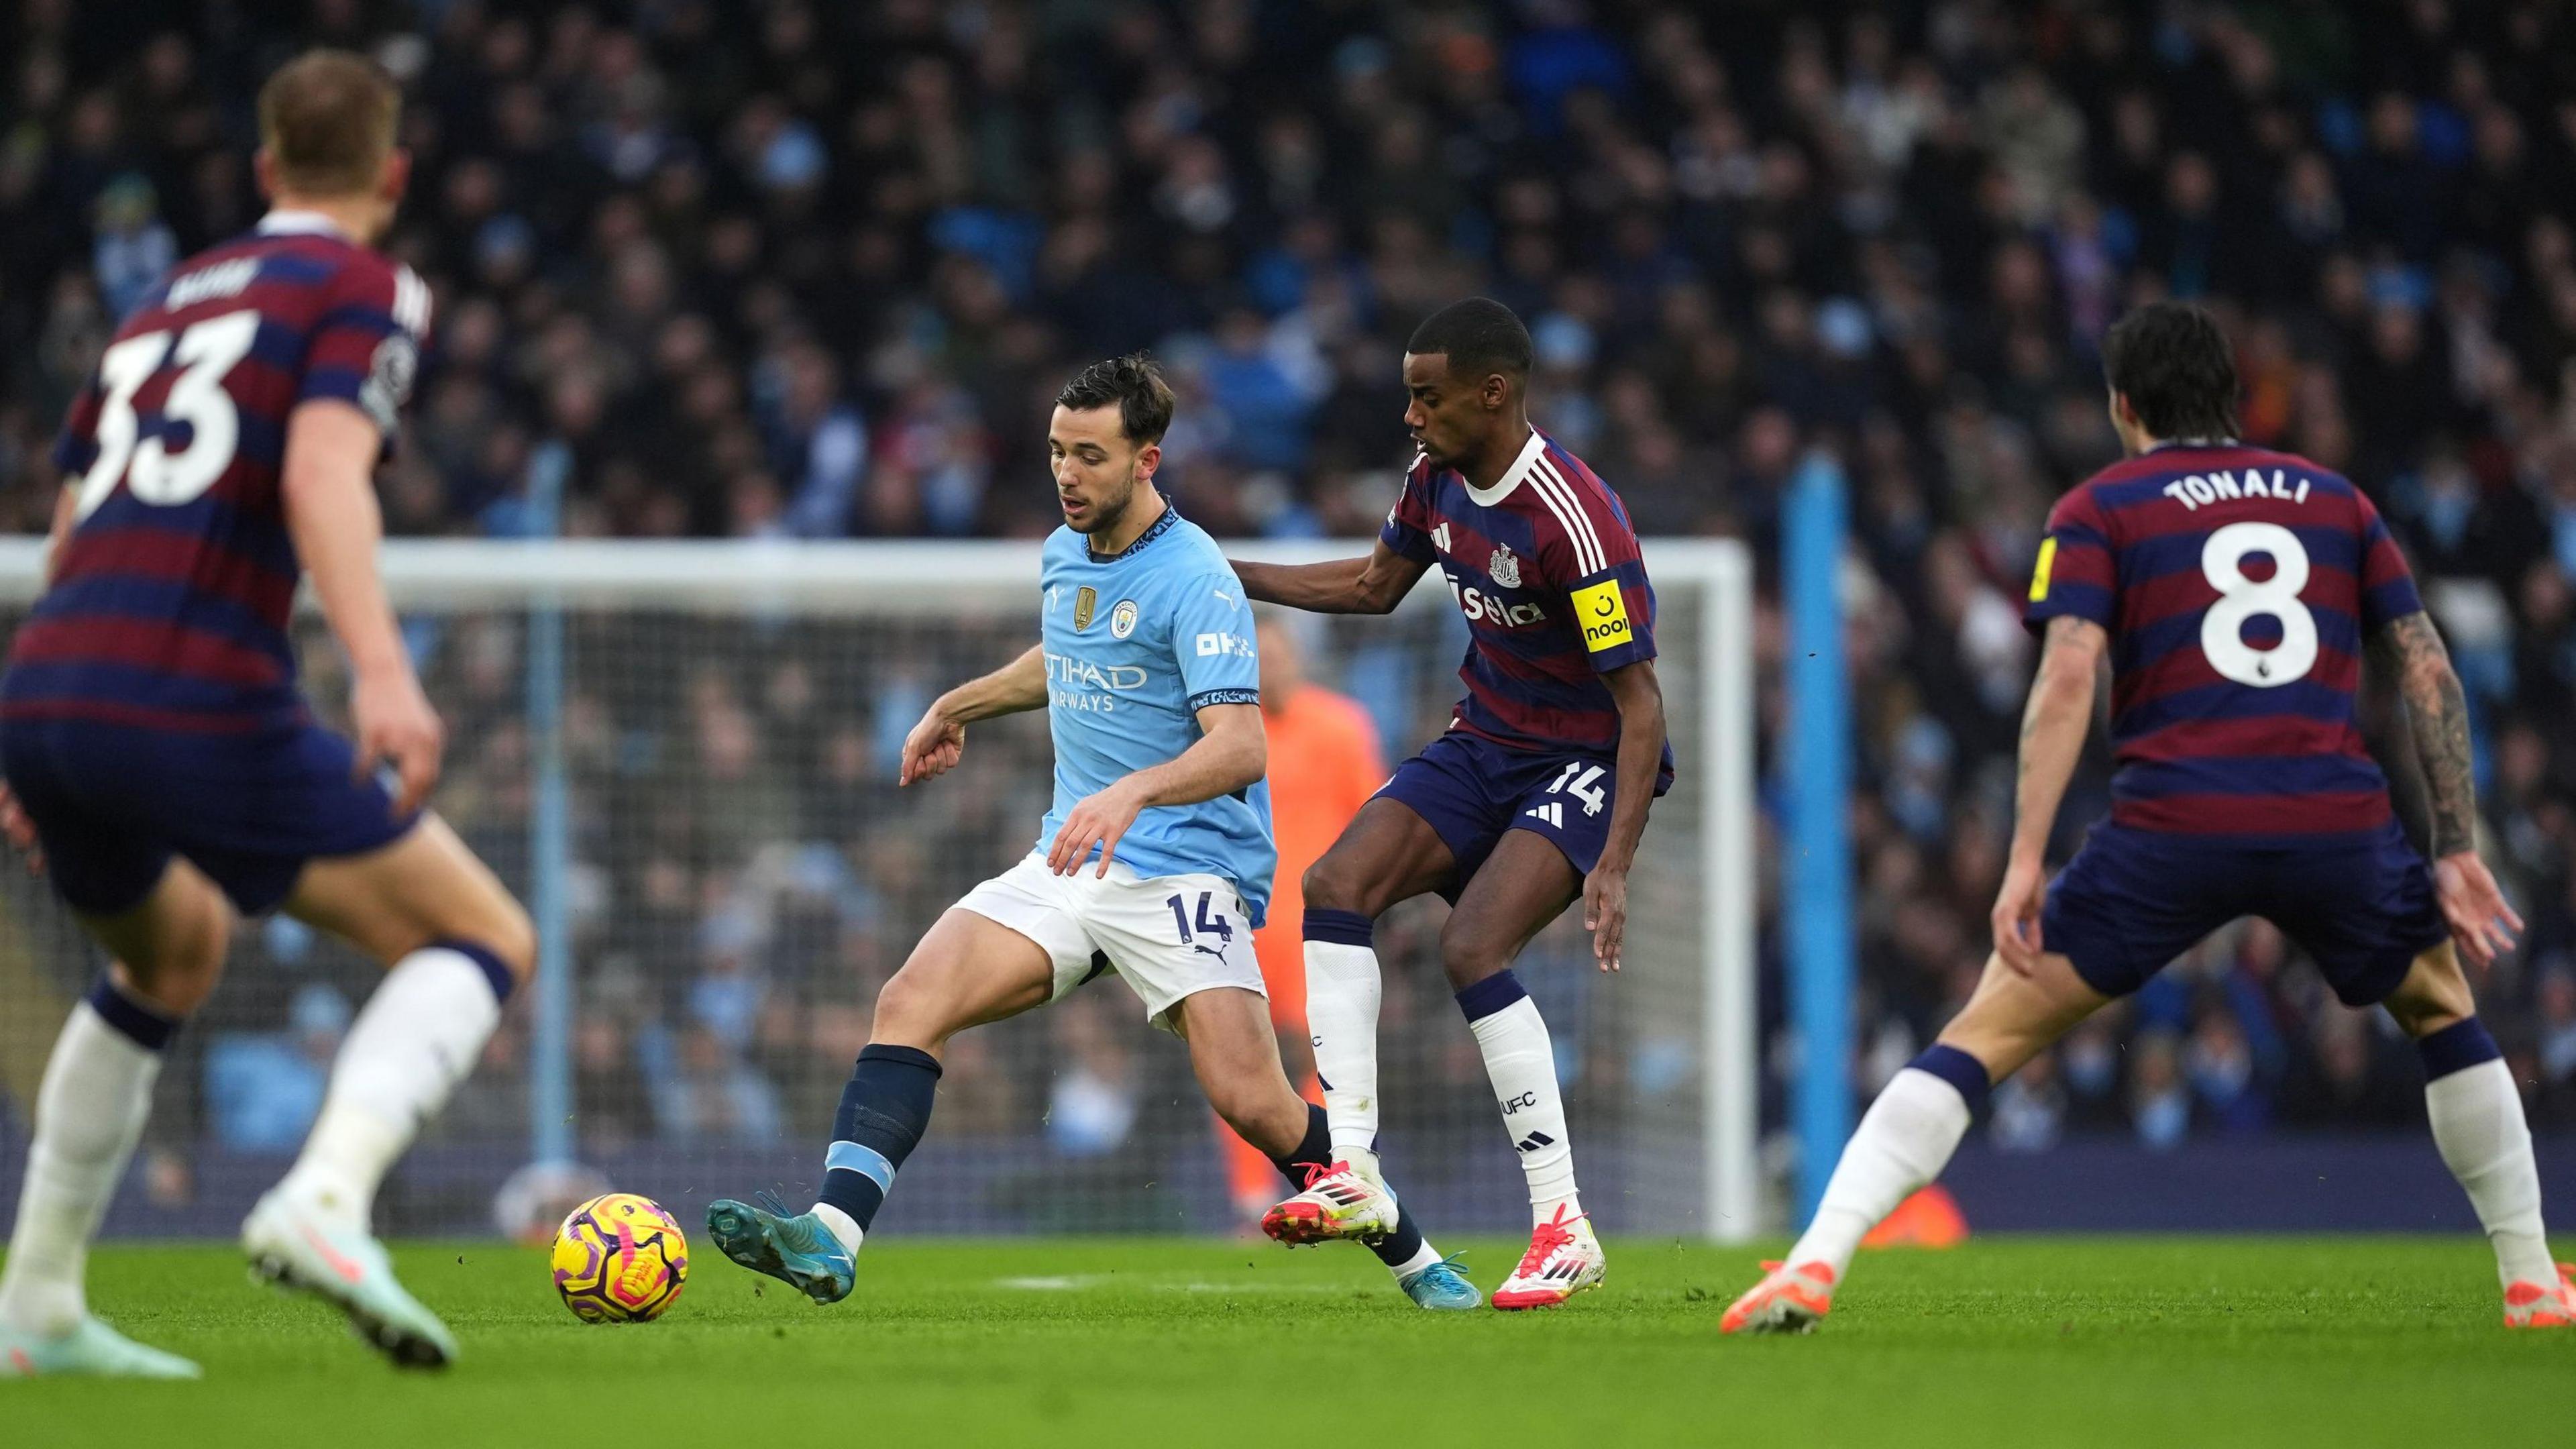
left=2025, top=442, right=2424, bottom=841
left=3, top=212, right=429, bottom=733
left=1381, top=429, right=1674, bottom=782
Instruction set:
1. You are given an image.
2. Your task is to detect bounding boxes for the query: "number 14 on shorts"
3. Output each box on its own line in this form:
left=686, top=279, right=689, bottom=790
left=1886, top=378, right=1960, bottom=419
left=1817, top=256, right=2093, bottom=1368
left=1551, top=763, right=1607, bottom=816
left=1165, top=891, right=1234, bottom=950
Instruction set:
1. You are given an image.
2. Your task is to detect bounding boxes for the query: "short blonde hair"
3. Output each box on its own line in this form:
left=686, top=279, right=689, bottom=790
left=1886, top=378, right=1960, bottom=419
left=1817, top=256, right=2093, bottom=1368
left=256, top=49, right=399, bottom=197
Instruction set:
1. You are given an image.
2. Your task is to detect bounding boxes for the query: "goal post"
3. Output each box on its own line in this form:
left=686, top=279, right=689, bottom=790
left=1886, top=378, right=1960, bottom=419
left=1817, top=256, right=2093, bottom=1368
left=0, top=536, right=1760, bottom=1243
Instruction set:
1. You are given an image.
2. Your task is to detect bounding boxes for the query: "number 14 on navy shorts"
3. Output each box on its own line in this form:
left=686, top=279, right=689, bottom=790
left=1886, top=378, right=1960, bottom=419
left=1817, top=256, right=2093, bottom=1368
left=1375, top=731, right=1635, bottom=900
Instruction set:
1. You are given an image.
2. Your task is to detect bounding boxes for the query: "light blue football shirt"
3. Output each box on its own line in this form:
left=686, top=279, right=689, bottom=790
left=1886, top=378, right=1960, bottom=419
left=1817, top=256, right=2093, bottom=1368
left=1035, top=506, right=1277, bottom=924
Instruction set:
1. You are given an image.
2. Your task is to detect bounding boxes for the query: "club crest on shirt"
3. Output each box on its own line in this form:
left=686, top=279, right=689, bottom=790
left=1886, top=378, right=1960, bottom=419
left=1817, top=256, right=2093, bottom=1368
left=1074, top=586, right=1097, bottom=631
left=1489, top=543, right=1521, bottom=588
left=1110, top=600, right=1139, bottom=639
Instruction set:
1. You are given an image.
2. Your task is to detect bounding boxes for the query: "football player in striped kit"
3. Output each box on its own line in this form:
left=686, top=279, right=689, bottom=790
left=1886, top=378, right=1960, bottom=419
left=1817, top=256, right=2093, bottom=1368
left=1235, top=299, right=1671, bottom=1309
left=1723, top=303, right=2565, bottom=1334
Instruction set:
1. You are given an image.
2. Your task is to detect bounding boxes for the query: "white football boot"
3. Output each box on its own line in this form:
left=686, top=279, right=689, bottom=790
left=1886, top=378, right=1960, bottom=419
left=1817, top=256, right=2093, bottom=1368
left=241, top=1185, right=456, bottom=1368
left=0, top=1316, right=200, bottom=1379
left=1491, top=1205, right=1607, bottom=1309
left=1261, top=1159, right=1402, bottom=1246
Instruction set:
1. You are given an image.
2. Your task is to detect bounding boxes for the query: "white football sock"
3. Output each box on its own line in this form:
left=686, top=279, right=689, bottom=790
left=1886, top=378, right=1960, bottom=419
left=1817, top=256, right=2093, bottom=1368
left=809, top=1201, right=865, bottom=1256
left=276, top=946, right=503, bottom=1223
left=1467, top=994, right=1581, bottom=1224
left=2425, top=1059, right=2556, bottom=1290
left=1305, top=939, right=1383, bottom=1159
left=1386, top=1239, right=1442, bottom=1279
left=0, top=1002, right=165, bottom=1336
left=1786, top=1067, right=1972, bottom=1281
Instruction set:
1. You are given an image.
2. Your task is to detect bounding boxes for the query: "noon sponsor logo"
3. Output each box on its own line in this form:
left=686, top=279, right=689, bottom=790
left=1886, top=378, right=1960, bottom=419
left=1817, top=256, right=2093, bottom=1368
left=1571, top=580, right=1631, bottom=652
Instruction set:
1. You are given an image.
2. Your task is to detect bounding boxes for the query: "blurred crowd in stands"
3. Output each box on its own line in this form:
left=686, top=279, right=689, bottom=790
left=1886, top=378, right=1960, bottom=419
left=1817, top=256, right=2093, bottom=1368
left=4, top=0, right=2576, bottom=1175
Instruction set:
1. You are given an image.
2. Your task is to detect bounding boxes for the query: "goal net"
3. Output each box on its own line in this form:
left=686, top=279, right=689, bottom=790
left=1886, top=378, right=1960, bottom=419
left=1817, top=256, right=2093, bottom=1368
left=0, top=538, right=1755, bottom=1243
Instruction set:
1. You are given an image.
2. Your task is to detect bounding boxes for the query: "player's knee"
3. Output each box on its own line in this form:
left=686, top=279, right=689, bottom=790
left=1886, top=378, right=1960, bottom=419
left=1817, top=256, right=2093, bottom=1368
left=415, top=899, right=536, bottom=987
left=1303, top=853, right=1397, bottom=918
left=869, top=968, right=951, bottom=1046
left=116, top=940, right=225, bottom=1018
left=2383, top=943, right=2475, bottom=1038
left=478, top=897, right=539, bottom=984
left=1299, top=857, right=1364, bottom=914
left=1436, top=916, right=1511, bottom=990
left=114, top=892, right=232, bottom=1015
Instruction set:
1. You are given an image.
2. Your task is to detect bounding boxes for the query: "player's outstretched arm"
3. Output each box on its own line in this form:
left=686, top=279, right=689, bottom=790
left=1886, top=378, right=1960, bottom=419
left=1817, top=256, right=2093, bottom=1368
left=282, top=398, right=444, bottom=816
left=1046, top=702, right=1265, bottom=876
left=1992, top=615, right=2108, bottom=975
left=1230, top=542, right=1428, bottom=615
left=1585, top=659, right=1666, bottom=973
left=2375, top=610, right=2524, bottom=967
left=900, top=644, right=1046, bottom=787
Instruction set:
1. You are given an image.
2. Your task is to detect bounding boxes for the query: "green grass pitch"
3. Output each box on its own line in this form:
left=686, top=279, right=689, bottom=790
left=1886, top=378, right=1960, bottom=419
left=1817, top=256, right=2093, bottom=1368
left=7, top=1236, right=2567, bottom=1447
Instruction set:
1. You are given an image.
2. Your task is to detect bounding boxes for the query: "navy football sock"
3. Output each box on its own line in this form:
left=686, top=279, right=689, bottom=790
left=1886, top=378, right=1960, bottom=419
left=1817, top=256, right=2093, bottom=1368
left=816, top=1044, right=941, bottom=1232
left=1268, top=1103, right=1427, bottom=1269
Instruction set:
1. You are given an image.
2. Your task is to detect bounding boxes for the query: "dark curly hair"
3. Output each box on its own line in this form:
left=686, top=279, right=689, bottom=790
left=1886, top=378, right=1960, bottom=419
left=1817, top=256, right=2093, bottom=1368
left=1055, top=353, right=1175, bottom=446
left=2102, top=301, right=2241, bottom=440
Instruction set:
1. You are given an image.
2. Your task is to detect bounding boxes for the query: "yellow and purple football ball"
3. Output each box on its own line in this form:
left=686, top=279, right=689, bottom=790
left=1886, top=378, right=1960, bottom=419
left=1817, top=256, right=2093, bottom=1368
left=550, top=1193, right=688, bottom=1323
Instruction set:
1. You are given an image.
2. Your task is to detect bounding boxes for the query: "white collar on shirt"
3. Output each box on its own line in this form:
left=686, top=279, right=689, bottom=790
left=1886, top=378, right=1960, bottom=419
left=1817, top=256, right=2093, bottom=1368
left=1460, top=428, right=1548, bottom=507
left=256, top=209, right=348, bottom=239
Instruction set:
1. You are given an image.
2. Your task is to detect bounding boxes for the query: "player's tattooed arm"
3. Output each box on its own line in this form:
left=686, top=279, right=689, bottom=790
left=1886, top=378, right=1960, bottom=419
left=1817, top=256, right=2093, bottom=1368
left=2376, top=611, right=2479, bottom=857
left=1230, top=542, right=1430, bottom=615
left=901, top=645, right=1045, bottom=786
left=2375, top=610, right=2525, bottom=966
left=2010, top=616, right=2107, bottom=846
left=1993, top=615, right=2108, bottom=974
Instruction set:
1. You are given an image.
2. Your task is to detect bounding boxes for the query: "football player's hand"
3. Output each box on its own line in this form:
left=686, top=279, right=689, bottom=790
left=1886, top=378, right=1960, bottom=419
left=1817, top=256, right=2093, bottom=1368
left=1582, top=863, right=1628, bottom=971
left=1049, top=779, right=1146, bottom=877
left=900, top=706, right=966, bottom=786
left=0, top=782, right=45, bottom=875
left=2433, top=851, right=2522, bottom=971
left=352, top=665, right=443, bottom=816
left=1990, top=854, right=2048, bottom=977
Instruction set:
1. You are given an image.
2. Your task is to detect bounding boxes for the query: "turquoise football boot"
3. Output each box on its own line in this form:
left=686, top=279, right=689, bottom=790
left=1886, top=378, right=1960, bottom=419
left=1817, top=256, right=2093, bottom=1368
left=1398, top=1254, right=1484, bottom=1311
left=0, top=1316, right=201, bottom=1379
left=705, top=1196, right=855, bottom=1305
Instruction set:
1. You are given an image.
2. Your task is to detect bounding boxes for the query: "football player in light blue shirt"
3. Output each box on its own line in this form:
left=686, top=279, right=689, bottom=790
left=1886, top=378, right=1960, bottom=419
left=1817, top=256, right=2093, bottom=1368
left=704, top=357, right=1475, bottom=1310
left=1032, top=486, right=1275, bottom=915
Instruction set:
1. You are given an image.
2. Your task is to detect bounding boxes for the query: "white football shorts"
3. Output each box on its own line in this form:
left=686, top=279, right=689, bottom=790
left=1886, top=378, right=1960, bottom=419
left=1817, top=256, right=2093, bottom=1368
left=953, top=850, right=1265, bottom=1033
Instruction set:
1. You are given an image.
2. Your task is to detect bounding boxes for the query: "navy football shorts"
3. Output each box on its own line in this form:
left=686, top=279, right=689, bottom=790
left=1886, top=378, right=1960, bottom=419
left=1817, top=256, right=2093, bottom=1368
left=0, top=714, right=417, bottom=916
left=2040, top=818, right=2451, bottom=1007
left=1374, top=730, right=1663, bottom=901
